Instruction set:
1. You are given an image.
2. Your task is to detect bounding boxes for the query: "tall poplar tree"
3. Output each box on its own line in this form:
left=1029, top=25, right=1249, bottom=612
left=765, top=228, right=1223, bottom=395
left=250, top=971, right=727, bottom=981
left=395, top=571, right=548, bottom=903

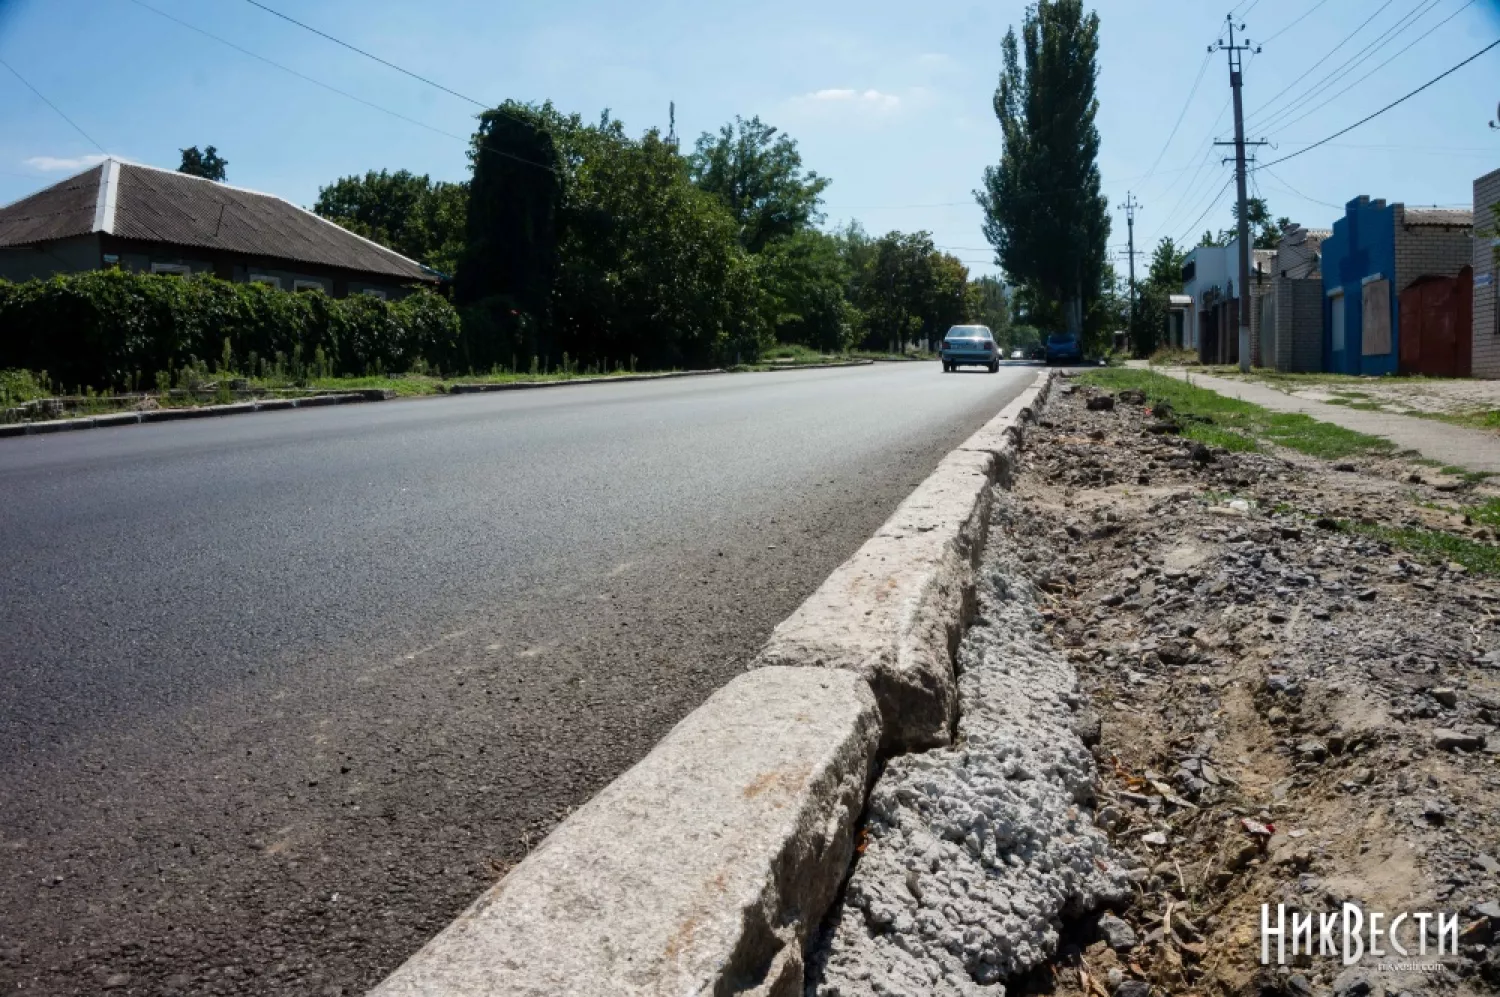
left=978, top=1, right=1109, bottom=343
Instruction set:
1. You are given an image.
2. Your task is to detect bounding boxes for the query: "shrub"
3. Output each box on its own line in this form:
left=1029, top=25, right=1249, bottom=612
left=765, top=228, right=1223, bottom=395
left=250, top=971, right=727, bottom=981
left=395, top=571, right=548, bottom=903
left=0, top=270, right=459, bottom=389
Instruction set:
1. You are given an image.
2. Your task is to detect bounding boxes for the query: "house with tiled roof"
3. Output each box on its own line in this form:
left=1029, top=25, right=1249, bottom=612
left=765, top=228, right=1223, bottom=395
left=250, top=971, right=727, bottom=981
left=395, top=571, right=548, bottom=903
left=0, top=158, right=439, bottom=298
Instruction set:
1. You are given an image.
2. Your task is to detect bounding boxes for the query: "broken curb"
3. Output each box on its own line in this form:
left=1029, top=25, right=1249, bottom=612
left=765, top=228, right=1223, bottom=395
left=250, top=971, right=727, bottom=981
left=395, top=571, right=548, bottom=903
left=755, top=370, right=1054, bottom=751
left=365, top=369, right=1057, bottom=996
left=370, top=667, right=881, bottom=997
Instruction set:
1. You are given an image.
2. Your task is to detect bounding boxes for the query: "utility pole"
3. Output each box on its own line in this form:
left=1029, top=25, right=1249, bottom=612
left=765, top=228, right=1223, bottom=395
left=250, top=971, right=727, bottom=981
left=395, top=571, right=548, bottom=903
left=1212, top=15, right=1264, bottom=372
left=1118, top=192, right=1141, bottom=350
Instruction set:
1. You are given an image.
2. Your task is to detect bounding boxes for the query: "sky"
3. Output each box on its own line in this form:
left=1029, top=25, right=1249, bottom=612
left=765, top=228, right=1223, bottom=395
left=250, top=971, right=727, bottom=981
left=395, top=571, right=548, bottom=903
left=1, top=0, right=1498, bottom=280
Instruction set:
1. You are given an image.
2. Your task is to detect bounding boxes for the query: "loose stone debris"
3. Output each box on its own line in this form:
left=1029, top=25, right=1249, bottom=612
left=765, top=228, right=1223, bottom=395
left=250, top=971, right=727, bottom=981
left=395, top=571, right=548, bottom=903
left=810, top=375, right=1500, bottom=997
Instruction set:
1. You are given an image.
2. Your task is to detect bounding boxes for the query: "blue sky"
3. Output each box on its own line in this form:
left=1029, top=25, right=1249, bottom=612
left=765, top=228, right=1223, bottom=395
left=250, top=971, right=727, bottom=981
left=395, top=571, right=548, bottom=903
left=1, top=0, right=1498, bottom=278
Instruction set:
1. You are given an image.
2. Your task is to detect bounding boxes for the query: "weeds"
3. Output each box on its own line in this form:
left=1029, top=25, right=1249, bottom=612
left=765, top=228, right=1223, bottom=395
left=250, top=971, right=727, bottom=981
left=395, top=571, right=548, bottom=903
left=1346, top=521, right=1500, bottom=576
left=1079, top=368, right=1396, bottom=461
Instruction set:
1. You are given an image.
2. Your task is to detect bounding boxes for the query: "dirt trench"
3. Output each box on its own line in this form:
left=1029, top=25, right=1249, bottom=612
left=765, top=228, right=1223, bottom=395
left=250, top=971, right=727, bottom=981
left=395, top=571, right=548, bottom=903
left=1003, top=377, right=1500, bottom=997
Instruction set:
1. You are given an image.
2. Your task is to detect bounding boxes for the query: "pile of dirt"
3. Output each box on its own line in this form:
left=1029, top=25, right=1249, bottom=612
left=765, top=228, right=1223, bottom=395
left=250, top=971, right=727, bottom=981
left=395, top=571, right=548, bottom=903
left=1004, top=376, right=1500, bottom=997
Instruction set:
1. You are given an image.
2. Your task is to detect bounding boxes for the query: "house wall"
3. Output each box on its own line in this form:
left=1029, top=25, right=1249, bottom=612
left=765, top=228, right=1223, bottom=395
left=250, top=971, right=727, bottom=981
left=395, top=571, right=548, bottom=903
left=1322, top=197, right=1397, bottom=376
left=0, top=234, right=100, bottom=282
left=1182, top=245, right=1230, bottom=351
left=1475, top=169, right=1500, bottom=379
left=1394, top=207, right=1474, bottom=293
left=1274, top=277, right=1324, bottom=372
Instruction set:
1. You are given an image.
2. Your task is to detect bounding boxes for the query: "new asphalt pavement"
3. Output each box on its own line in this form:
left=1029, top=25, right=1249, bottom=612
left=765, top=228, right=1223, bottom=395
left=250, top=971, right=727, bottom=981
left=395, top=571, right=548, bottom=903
left=0, top=361, right=1038, bottom=996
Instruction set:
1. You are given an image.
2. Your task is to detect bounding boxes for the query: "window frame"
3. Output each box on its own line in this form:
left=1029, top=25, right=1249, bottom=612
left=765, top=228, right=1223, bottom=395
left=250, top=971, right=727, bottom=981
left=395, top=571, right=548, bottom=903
left=150, top=262, right=192, bottom=277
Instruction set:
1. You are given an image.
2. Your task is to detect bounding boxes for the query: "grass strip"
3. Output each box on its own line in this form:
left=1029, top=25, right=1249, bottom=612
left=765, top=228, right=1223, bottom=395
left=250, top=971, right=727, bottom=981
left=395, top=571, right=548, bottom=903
left=1078, top=368, right=1397, bottom=460
left=1344, top=521, right=1500, bottom=576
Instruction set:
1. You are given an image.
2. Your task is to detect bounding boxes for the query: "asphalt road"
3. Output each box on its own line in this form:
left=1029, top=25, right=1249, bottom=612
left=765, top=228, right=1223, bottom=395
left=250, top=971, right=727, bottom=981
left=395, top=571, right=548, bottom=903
left=0, top=361, right=1038, bottom=996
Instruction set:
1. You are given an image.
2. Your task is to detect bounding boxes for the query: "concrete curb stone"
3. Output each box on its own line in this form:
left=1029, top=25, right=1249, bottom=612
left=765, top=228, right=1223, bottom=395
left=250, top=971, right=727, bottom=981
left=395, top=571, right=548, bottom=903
left=0, top=391, right=392, bottom=439
left=755, top=370, right=1055, bottom=751
left=364, top=369, right=1058, bottom=996
left=369, top=667, right=881, bottom=997
left=447, top=370, right=726, bottom=394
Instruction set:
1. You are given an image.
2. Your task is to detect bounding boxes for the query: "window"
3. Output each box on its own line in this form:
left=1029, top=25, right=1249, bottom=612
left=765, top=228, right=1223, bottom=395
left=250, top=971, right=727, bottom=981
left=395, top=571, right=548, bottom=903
left=292, top=279, right=326, bottom=294
left=150, top=263, right=191, bottom=277
left=249, top=274, right=281, bottom=289
left=360, top=288, right=388, bottom=300
left=1182, top=261, right=1196, bottom=283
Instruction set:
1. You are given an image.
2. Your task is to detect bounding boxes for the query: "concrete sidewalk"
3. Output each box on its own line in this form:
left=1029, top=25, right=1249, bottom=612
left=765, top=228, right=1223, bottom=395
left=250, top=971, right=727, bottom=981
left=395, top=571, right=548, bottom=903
left=1146, top=366, right=1500, bottom=474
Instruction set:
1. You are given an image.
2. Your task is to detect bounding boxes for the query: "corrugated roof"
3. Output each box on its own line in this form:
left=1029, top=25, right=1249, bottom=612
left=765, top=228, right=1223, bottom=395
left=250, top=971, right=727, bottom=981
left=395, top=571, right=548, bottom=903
left=0, top=164, right=105, bottom=248
left=0, top=158, right=434, bottom=282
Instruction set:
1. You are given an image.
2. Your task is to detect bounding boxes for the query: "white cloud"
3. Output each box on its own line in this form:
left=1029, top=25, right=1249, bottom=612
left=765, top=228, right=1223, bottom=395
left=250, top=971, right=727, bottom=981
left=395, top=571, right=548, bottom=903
left=23, top=154, right=108, bottom=172
left=797, top=88, right=901, bottom=110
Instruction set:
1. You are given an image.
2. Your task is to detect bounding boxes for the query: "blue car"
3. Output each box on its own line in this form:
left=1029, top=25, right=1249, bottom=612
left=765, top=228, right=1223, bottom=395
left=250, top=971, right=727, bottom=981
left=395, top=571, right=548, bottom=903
left=1045, top=332, right=1083, bottom=365
left=939, top=325, right=1000, bottom=373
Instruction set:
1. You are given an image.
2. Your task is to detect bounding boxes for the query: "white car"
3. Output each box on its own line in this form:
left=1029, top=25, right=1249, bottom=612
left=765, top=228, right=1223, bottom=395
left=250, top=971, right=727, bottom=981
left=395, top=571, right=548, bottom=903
left=939, top=326, right=1000, bottom=373
left=1009, top=349, right=1025, bottom=360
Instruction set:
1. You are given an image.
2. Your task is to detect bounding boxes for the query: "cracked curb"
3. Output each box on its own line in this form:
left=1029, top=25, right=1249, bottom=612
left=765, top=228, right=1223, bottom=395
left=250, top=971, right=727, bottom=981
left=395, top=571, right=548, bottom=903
left=366, top=370, right=1058, bottom=997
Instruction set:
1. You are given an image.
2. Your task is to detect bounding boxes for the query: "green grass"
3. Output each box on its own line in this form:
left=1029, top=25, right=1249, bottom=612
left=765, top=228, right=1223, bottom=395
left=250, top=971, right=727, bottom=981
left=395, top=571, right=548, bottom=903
left=1346, top=521, right=1500, bottom=575
left=1078, top=368, right=1398, bottom=460
left=1426, top=408, right=1500, bottom=432
left=848, top=348, right=937, bottom=362
left=1466, top=497, right=1500, bottom=528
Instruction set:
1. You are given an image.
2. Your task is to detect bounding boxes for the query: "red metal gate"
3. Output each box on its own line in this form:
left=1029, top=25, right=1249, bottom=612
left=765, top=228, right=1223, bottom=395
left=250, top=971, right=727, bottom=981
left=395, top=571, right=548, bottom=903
left=1399, top=266, right=1473, bottom=377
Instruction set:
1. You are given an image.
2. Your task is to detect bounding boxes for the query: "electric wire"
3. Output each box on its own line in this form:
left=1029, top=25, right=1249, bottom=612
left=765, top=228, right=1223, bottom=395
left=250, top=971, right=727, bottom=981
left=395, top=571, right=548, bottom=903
left=1262, top=0, right=1477, bottom=138
left=1245, top=0, right=1397, bottom=128
left=0, top=56, right=107, bottom=154
left=1254, top=37, right=1500, bottom=171
left=1252, top=0, right=1447, bottom=136
left=126, top=0, right=560, bottom=174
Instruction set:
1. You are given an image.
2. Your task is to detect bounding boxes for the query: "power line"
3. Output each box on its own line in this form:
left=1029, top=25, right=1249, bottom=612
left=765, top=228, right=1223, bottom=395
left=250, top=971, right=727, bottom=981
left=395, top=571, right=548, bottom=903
left=1262, top=0, right=1334, bottom=45
left=1246, top=0, right=1397, bottom=128
left=1253, top=0, right=1447, bottom=137
left=1177, top=176, right=1236, bottom=247
left=1140, top=50, right=1213, bottom=181
left=0, top=56, right=107, bottom=154
left=238, top=1, right=551, bottom=140
left=1264, top=0, right=1477, bottom=138
left=242, top=0, right=487, bottom=109
left=125, top=0, right=465, bottom=143
left=126, top=0, right=559, bottom=175
left=1255, top=36, right=1500, bottom=171
left=1259, top=166, right=1343, bottom=210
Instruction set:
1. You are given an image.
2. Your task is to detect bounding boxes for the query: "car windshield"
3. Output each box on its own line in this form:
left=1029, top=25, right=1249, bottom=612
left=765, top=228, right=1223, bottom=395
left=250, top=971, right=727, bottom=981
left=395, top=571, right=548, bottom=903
left=1047, top=333, right=1074, bottom=344
left=947, top=327, right=990, bottom=340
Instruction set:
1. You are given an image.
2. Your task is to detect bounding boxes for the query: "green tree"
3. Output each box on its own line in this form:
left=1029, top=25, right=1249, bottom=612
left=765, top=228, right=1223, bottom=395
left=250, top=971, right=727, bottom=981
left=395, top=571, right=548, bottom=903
left=759, top=229, right=857, bottom=351
left=1147, top=236, right=1185, bottom=289
left=966, top=276, right=1011, bottom=345
left=1130, top=237, right=1186, bottom=357
left=456, top=102, right=565, bottom=367
left=978, top=0, right=1110, bottom=346
left=553, top=121, right=767, bottom=368
left=179, top=145, right=228, bottom=182
left=1203, top=197, right=1284, bottom=249
left=314, top=170, right=467, bottom=274
left=847, top=231, right=968, bottom=353
left=689, top=116, right=831, bottom=253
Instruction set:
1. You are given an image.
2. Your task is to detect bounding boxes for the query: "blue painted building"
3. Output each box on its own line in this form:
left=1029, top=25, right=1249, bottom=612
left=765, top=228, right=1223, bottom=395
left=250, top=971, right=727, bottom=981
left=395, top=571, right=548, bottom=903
left=1321, top=196, right=1475, bottom=376
left=1321, top=196, right=1398, bottom=376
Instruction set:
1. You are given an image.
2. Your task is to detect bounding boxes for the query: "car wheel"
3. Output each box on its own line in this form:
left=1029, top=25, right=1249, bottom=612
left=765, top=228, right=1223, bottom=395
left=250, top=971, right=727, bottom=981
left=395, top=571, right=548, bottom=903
left=988, top=361, right=999, bottom=374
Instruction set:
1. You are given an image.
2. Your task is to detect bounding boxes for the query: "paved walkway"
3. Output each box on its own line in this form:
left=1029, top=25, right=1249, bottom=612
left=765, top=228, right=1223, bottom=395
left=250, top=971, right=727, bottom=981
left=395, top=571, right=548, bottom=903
left=1145, top=366, right=1500, bottom=474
